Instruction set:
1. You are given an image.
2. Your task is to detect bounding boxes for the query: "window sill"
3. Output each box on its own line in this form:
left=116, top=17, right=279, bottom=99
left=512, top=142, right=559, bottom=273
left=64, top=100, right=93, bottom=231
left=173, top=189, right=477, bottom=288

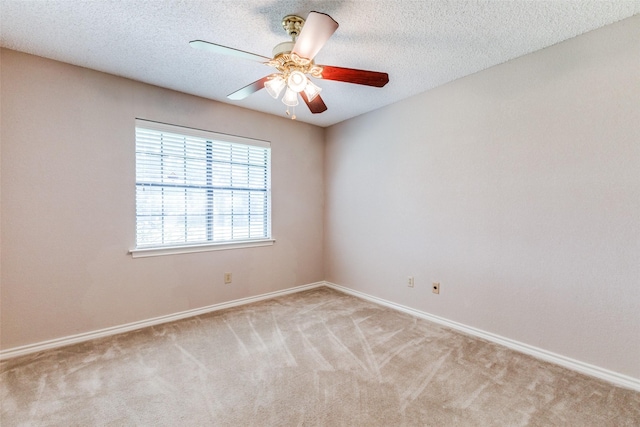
left=129, top=239, right=275, bottom=258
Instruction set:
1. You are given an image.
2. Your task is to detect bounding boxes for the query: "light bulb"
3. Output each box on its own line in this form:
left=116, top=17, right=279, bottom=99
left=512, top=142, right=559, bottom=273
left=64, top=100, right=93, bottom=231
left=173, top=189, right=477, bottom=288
left=264, top=76, right=286, bottom=99
left=303, top=79, right=322, bottom=102
left=282, top=87, right=299, bottom=106
left=287, top=70, right=307, bottom=93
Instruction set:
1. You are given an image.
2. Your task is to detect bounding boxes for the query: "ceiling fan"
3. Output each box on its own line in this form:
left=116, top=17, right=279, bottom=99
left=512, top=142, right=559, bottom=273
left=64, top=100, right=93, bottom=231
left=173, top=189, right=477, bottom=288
left=190, top=11, right=389, bottom=119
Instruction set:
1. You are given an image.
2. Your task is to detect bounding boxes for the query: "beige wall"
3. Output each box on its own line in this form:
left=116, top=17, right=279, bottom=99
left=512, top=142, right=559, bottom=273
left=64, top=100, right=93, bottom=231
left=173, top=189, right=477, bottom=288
left=0, top=49, right=325, bottom=349
left=325, top=15, right=640, bottom=379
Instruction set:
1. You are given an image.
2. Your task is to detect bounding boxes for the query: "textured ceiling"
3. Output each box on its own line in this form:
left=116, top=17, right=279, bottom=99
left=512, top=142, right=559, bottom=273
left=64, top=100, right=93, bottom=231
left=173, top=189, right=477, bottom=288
left=1, top=1, right=638, bottom=127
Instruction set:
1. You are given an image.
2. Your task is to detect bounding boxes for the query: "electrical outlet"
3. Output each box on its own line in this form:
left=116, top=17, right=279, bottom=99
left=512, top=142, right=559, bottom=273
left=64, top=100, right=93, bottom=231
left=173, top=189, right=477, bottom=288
left=432, top=282, right=440, bottom=294
left=407, top=276, right=414, bottom=288
left=224, top=273, right=232, bottom=284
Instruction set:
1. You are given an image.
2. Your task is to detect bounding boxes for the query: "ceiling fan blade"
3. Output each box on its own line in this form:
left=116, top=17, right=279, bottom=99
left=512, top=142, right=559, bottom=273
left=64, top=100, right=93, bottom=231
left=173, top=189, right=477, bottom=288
left=227, top=76, right=272, bottom=100
left=300, top=92, right=328, bottom=114
left=189, top=40, right=270, bottom=62
left=319, top=65, right=389, bottom=87
left=292, top=12, right=339, bottom=60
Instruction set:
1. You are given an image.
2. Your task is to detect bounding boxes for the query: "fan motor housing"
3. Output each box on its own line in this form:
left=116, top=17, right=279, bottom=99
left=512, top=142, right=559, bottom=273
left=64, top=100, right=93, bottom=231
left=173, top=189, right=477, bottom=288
left=272, top=41, right=295, bottom=58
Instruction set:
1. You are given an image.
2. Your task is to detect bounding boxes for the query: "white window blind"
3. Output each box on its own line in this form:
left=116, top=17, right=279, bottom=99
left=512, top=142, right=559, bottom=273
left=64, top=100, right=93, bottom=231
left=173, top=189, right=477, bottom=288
left=135, top=120, right=271, bottom=250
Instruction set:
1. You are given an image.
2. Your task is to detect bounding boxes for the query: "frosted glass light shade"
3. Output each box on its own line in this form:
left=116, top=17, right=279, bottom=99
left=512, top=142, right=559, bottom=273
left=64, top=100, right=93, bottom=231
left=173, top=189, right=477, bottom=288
left=303, top=79, right=322, bottom=102
left=287, top=71, right=307, bottom=93
left=282, top=87, right=299, bottom=106
left=264, top=76, right=286, bottom=99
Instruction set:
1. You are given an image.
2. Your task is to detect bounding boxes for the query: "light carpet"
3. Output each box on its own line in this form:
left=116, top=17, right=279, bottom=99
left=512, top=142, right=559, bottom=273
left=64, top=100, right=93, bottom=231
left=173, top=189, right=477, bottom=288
left=2, top=287, right=639, bottom=426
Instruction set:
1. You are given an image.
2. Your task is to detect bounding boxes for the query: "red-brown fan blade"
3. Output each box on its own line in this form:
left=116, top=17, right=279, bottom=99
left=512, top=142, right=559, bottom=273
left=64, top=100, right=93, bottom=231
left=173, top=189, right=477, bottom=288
left=292, top=12, right=339, bottom=60
left=319, top=66, right=389, bottom=87
left=227, top=76, right=271, bottom=100
left=190, top=40, right=270, bottom=62
left=300, top=92, right=328, bottom=114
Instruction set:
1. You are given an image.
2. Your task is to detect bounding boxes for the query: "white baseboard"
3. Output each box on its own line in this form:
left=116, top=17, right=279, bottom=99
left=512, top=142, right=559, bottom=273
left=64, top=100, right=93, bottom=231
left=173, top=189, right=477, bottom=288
left=0, top=281, right=325, bottom=361
left=324, top=281, right=640, bottom=392
left=3, top=280, right=638, bottom=392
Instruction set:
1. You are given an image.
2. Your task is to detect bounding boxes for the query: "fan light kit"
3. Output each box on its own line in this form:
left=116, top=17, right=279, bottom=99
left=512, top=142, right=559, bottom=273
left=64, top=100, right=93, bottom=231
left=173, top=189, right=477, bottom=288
left=190, top=11, right=389, bottom=119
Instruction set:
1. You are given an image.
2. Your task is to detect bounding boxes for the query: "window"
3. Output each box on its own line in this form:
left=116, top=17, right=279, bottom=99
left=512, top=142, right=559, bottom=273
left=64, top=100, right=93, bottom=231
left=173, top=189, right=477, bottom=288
left=132, top=119, right=272, bottom=256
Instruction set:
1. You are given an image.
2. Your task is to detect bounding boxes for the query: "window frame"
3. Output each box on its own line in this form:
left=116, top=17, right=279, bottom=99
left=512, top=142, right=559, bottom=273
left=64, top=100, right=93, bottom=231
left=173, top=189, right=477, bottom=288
left=129, top=119, right=274, bottom=258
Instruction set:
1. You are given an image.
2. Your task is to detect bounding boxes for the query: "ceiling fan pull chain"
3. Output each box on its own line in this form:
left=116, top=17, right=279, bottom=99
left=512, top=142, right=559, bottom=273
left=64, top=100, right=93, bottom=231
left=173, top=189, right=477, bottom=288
left=285, top=105, right=297, bottom=120
left=291, top=106, right=296, bottom=120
